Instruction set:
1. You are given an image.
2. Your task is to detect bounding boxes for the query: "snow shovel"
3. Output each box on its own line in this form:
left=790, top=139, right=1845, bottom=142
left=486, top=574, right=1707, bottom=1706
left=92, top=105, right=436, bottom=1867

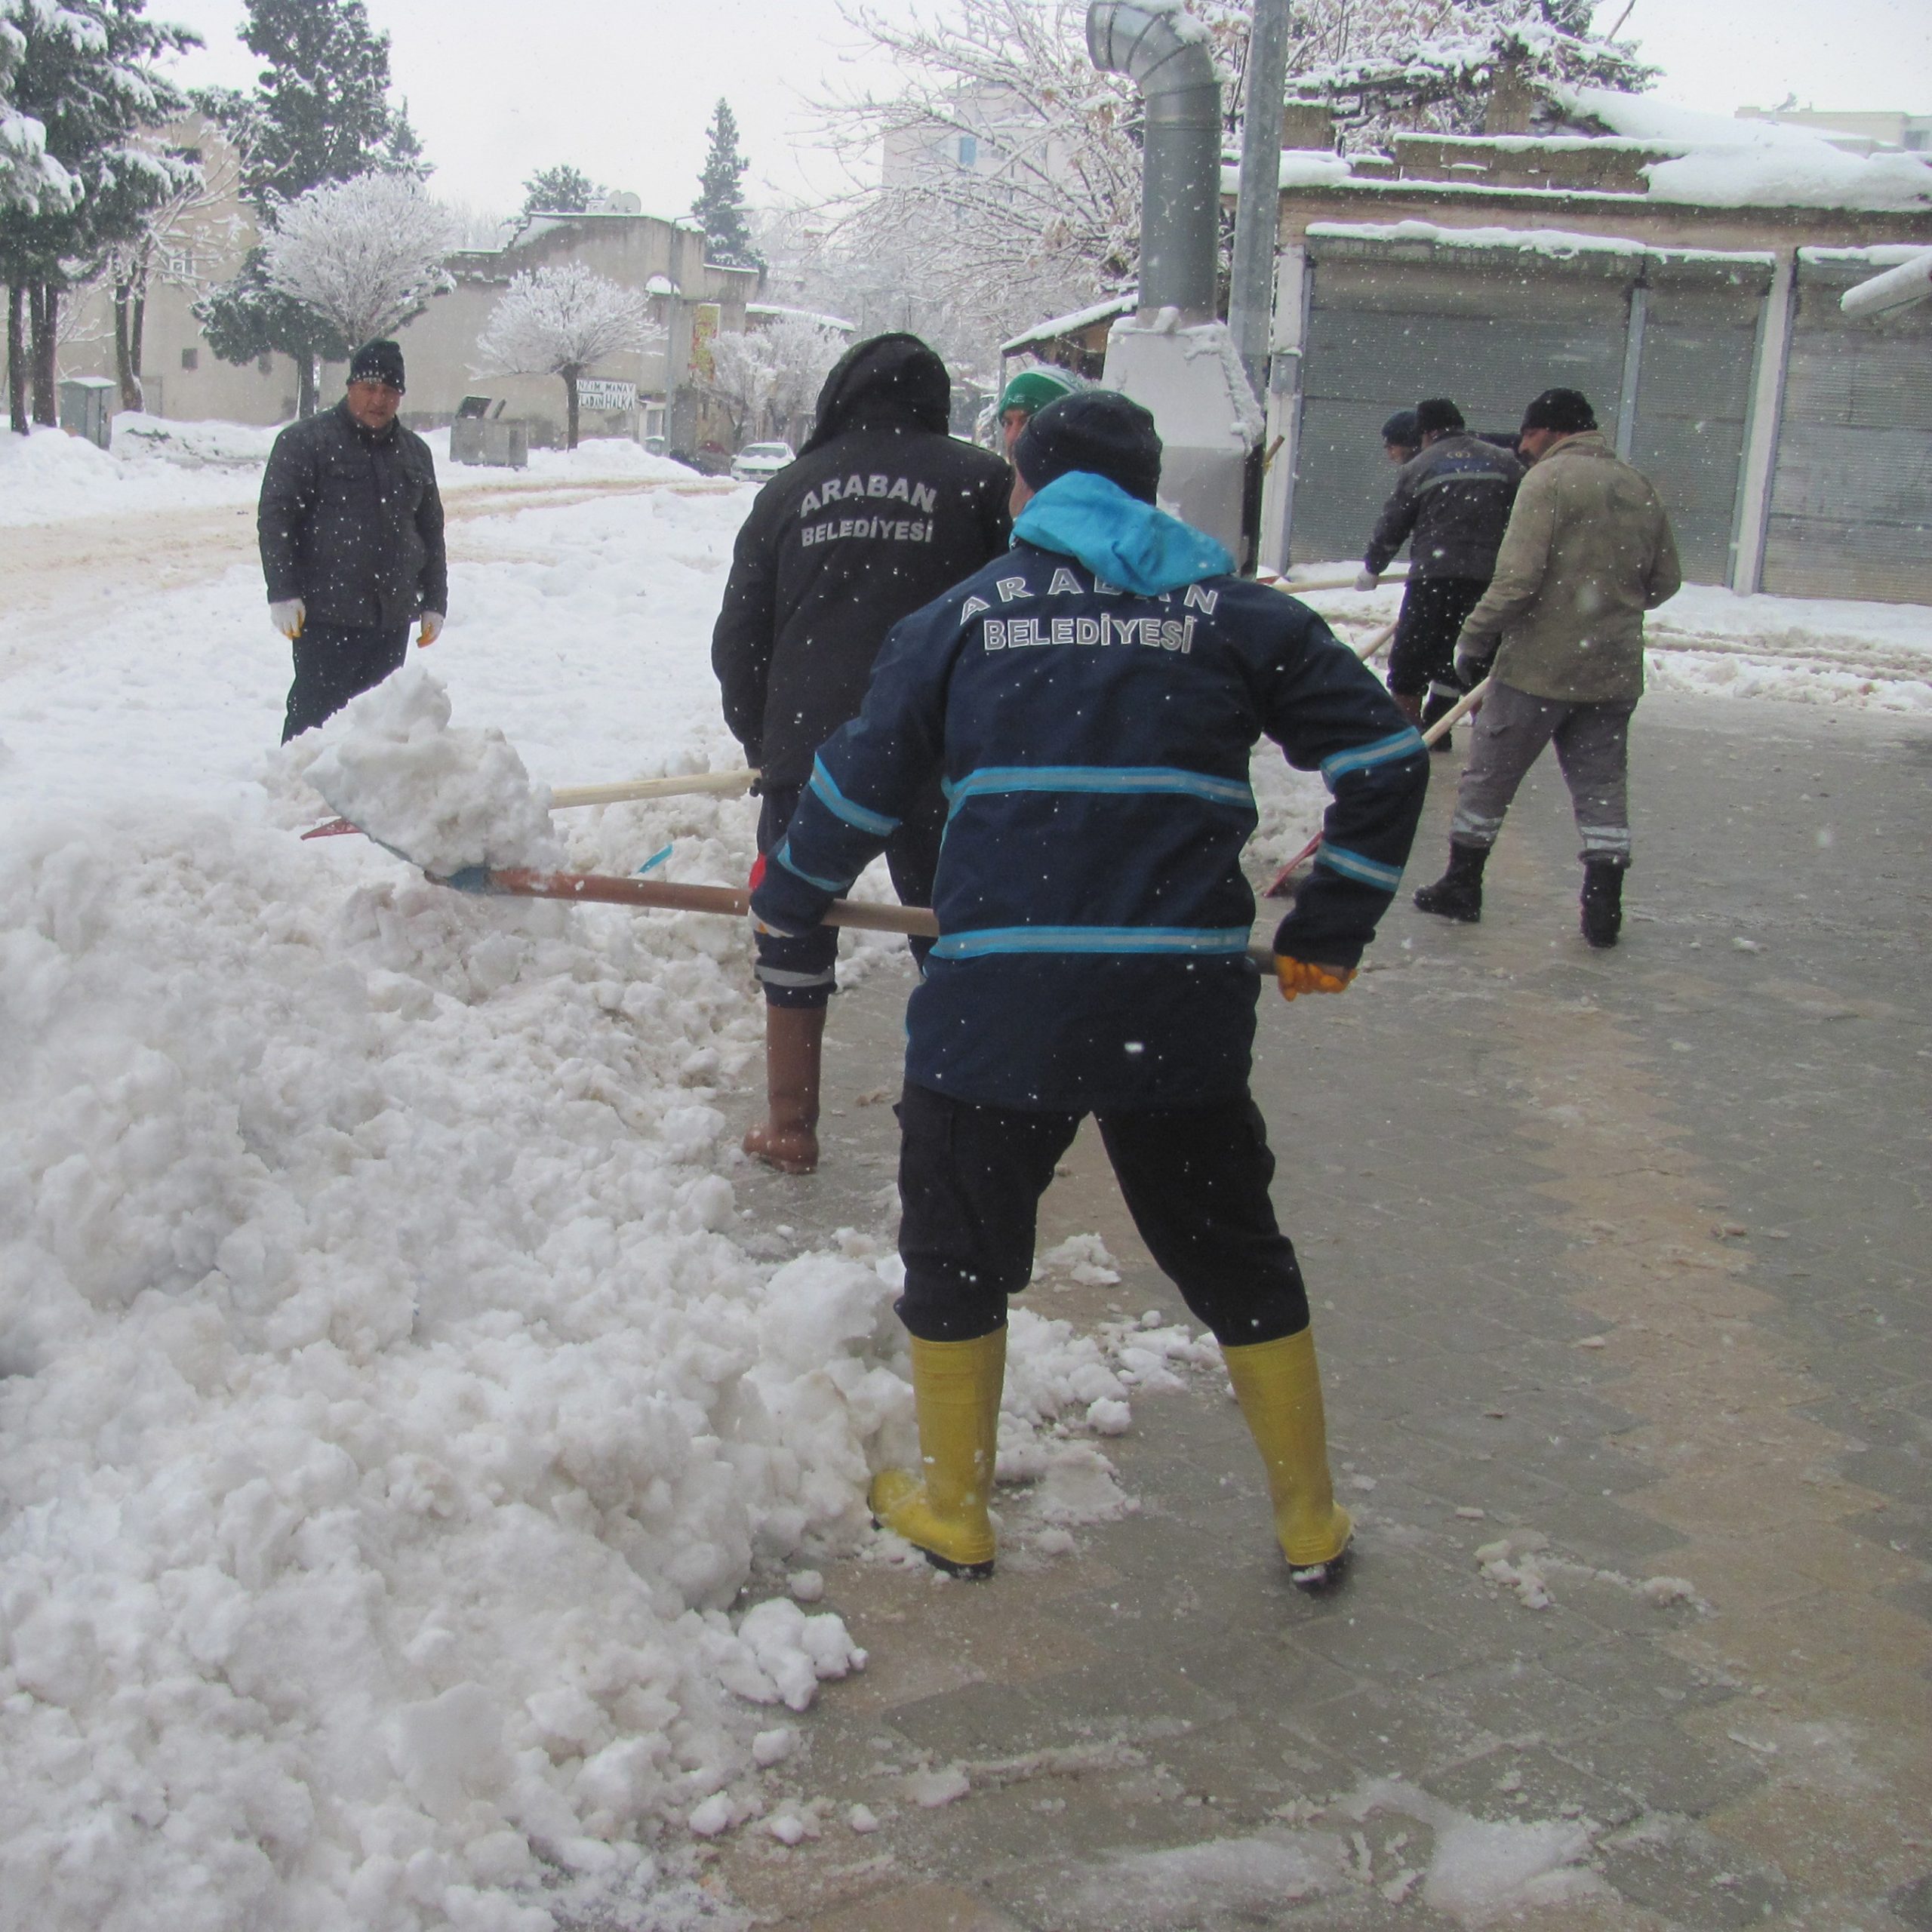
left=431, top=865, right=1278, bottom=970
left=1263, top=676, right=1491, bottom=900
left=301, top=768, right=759, bottom=841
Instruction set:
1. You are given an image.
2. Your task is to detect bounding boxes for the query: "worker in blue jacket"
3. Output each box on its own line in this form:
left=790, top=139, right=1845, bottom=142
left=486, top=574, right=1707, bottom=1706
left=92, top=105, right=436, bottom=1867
left=751, top=392, right=1429, bottom=1589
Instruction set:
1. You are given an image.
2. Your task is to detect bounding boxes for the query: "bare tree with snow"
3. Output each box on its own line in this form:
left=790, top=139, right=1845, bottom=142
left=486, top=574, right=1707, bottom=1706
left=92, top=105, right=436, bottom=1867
left=702, top=328, right=776, bottom=448
left=810, top=0, right=1142, bottom=344
left=474, top=261, right=657, bottom=449
left=760, top=311, right=848, bottom=445
left=258, top=171, right=455, bottom=351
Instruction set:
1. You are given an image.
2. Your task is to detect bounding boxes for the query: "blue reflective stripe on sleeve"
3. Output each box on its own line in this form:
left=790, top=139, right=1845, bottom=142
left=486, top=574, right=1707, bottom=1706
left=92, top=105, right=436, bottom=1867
left=774, top=840, right=856, bottom=895
left=1319, top=728, right=1426, bottom=785
left=1314, top=844, right=1404, bottom=892
left=931, top=924, right=1253, bottom=960
left=808, top=756, right=900, bottom=835
left=946, top=765, right=1254, bottom=814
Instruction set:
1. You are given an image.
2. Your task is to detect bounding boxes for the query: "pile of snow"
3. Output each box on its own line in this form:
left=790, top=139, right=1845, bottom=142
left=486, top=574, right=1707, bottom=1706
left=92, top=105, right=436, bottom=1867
left=0, top=419, right=265, bottom=527
left=0, top=797, right=901, bottom=1927
left=1561, top=87, right=1932, bottom=211
left=419, top=430, right=703, bottom=490
left=111, top=412, right=282, bottom=470
left=303, top=669, right=565, bottom=875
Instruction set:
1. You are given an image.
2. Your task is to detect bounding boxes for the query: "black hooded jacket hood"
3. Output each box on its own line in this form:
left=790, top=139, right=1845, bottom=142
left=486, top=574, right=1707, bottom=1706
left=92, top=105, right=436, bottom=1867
left=799, top=334, right=952, bottom=455
left=712, top=334, right=1012, bottom=785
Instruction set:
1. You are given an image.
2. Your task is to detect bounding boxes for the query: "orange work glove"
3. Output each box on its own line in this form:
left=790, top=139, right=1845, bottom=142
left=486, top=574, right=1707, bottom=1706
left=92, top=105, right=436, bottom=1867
left=1275, top=955, right=1358, bottom=1001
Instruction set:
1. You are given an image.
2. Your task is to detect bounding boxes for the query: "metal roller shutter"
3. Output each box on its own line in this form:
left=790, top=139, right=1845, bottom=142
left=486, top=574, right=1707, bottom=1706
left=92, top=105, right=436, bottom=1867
left=1628, top=271, right=1769, bottom=585
left=1291, top=245, right=1632, bottom=566
left=1762, top=258, right=1932, bottom=603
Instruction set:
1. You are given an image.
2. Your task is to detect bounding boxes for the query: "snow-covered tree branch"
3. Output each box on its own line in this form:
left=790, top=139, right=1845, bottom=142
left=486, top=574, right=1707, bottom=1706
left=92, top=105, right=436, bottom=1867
left=761, top=312, right=848, bottom=445
left=258, top=171, right=455, bottom=349
left=809, top=0, right=1143, bottom=344
left=473, top=261, right=659, bottom=448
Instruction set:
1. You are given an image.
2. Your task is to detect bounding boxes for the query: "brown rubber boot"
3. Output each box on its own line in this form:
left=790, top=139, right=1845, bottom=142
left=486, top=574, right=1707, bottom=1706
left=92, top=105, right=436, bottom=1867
left=743, top=1004, right=825, bottom=1174
left=1391, top=691, right=1424, bottom=728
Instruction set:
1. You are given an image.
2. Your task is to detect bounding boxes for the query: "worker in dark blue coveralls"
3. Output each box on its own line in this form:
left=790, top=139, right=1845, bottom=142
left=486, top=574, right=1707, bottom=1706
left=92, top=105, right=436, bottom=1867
left=750, top=392, right=1429, bottom=1589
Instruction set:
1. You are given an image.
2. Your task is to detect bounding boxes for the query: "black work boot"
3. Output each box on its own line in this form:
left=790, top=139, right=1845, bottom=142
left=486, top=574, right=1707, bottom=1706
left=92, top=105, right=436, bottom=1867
left=1420, top=691, right=1460, bottom=752
left=1413, top=842, right=1488, bottom=923
left=1580, top=860, right=1626, bottom=949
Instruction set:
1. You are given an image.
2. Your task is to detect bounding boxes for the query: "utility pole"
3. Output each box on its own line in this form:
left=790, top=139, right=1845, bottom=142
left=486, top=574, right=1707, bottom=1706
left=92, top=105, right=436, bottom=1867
left=1228, top=0, right=1292, bottom=405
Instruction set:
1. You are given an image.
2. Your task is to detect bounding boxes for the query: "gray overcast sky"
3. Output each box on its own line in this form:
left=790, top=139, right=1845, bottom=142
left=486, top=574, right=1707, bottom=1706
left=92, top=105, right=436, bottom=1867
left=158, top=0, right=1932, bottom=222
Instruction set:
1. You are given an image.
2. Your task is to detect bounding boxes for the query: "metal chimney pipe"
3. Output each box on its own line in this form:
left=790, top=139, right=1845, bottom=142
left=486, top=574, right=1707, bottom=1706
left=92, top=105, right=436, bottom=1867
left=1087, top=0, right=1222, bottom=322
left=1227, top=0, right=1292, bottom=402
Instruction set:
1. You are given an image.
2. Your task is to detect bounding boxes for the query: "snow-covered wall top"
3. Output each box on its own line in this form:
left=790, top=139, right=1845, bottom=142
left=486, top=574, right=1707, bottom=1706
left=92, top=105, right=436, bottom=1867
left=1306, top=218, right=1776, bottom=269
left=1559, top=88, right=1932, bottom=213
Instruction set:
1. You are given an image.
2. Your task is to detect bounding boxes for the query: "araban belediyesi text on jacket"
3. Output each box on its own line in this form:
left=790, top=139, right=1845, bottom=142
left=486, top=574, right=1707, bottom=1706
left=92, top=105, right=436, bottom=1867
left=750, top=475, right=1429, bottom=1112
left=709, top=337, right=1011, bottom=786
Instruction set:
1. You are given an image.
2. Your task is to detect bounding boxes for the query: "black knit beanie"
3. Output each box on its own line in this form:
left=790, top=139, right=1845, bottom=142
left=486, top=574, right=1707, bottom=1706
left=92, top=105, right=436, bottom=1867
left=1381, top=408, right=1420, bottom=448
left=1414, top=396, right=1465, bottom=438
left=349, top=339, right=407, bottom=391
left=1014, top=390, right=1162, bottom=503
left=1520, top=387, right=1596, bottom=435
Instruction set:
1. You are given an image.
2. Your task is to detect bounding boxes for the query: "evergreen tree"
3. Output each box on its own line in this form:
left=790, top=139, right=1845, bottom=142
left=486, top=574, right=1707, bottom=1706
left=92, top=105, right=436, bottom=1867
left=691, top=99, right=761, bottom=269
left=1, top=0, right=198, bottom=433
left=197, top=0, right=424, bottom=414
left=522, top=165, right=601, bottom=216
left=238, top=0, right=420, bottom=205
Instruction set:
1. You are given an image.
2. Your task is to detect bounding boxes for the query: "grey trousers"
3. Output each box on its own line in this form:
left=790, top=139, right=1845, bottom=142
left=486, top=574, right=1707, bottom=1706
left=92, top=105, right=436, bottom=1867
left=1450, top=681, right=1635, bottom=865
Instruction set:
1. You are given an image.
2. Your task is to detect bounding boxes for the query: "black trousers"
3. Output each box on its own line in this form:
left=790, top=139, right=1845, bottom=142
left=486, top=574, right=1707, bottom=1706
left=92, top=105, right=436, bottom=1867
left=753, top=779, right=945, bottom=1008
left=282, top=621, right=411, bottom=743
left=894, top=1080, right=1310, bottom=1347
left=1388, top=576, right=1487, bottom=701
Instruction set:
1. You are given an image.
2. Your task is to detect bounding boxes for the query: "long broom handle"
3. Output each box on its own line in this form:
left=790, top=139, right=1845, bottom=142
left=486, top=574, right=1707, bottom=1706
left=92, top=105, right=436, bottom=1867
left=445, top=866, right=1278, bottom=969
left=549, top=769, right=758, bottom=808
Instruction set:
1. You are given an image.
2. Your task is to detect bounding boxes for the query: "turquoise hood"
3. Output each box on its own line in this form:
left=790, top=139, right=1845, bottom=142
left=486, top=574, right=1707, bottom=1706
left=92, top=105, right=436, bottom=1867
left=1012, top=471, right=1234, bottom=596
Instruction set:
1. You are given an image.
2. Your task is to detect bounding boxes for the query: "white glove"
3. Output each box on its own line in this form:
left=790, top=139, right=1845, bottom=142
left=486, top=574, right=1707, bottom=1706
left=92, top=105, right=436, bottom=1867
left=1353, top=570, right=1379, bottom=592
left=269, top=598, right=306, bottom=639
left=417, top=611, right=445, bottom=647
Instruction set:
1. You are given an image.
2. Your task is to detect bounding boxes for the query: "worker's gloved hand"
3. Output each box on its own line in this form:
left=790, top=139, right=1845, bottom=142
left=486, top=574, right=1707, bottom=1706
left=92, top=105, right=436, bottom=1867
left=1353, top=570, right=1380, bottom=592
left=1453, top=640, right=1495, bottom=687
left=746, top=851, right=817, bottom=939
left=1275, top=955, right=1358, bottom=1001
left=269, top=598, right=305, bottom=640
left=418, top=611, right=445, bottom=648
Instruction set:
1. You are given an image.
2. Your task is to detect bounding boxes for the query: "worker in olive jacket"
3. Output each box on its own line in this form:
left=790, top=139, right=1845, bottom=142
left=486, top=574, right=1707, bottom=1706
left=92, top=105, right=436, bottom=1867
left=1414, top=388, right=1681, bottom=949
left=258, top=339, right=447, bottom=741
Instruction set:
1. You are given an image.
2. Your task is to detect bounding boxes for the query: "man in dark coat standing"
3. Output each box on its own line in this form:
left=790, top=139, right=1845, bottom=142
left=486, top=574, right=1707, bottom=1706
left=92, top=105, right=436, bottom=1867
left=258, top=339, right=448, bottom=742
left=712, top=333, right=1011, bottom=1174
left=1356, top=396, right=1521, bottom=749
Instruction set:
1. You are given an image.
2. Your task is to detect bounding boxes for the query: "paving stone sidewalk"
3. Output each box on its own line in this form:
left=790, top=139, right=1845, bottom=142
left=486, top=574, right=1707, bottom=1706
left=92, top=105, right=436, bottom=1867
left=710, top=691, right=1931, bottom=1932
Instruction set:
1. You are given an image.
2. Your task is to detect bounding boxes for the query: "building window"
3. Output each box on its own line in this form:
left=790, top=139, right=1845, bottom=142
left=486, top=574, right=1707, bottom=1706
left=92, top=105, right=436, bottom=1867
left=957, top=134, right=977, bottom=168
left=180, top=347, right=198, bottom=371
left=165, top=250, right=193, bottom=281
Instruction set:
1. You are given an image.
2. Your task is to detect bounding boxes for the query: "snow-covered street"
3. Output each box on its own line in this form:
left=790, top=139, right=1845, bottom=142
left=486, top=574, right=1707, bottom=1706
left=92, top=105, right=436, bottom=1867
left=2, top=425, right=1930, bottom=1930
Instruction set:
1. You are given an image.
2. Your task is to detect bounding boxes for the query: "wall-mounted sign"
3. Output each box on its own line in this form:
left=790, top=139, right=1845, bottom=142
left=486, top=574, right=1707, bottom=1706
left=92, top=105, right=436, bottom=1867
left=577, top=378, right=638, bottom=413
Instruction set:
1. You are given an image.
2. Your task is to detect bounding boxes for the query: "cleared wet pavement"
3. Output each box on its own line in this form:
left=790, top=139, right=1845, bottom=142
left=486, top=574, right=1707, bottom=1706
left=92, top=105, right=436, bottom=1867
left=711, top=691, right=1932, bottom=1932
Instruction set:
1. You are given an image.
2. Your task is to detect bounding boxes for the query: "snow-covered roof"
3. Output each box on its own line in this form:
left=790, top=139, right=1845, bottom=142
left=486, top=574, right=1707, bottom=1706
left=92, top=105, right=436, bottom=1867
left=1001, top=292, right=1137, bottom=355
left=1557, top=88, right=1932, bottom=213
left=1306, top=219, right=1776, bottom=270
left=745, top=303, right=857, bottom=333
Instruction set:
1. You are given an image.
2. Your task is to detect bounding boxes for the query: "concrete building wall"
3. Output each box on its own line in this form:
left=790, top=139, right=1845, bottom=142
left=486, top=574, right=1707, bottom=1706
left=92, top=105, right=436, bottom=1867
left=1256, top=166, right=1932, bottom=599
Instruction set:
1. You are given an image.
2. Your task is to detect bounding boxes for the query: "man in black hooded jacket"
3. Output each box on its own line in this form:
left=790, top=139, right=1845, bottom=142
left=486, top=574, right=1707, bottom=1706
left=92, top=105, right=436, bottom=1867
left=712, top=333, right=1011, bottom=1174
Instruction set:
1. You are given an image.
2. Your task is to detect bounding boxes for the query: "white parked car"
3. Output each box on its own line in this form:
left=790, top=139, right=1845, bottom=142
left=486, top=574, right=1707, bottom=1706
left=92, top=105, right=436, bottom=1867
left=731, top=441, right=795, bottom=485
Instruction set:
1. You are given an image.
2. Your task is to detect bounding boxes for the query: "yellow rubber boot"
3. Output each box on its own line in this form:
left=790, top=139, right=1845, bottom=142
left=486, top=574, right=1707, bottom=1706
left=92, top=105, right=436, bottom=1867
left=1223, top=1327, right=1353, bottom=1586
left=870, top=1328, right=1007, bottom=1579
